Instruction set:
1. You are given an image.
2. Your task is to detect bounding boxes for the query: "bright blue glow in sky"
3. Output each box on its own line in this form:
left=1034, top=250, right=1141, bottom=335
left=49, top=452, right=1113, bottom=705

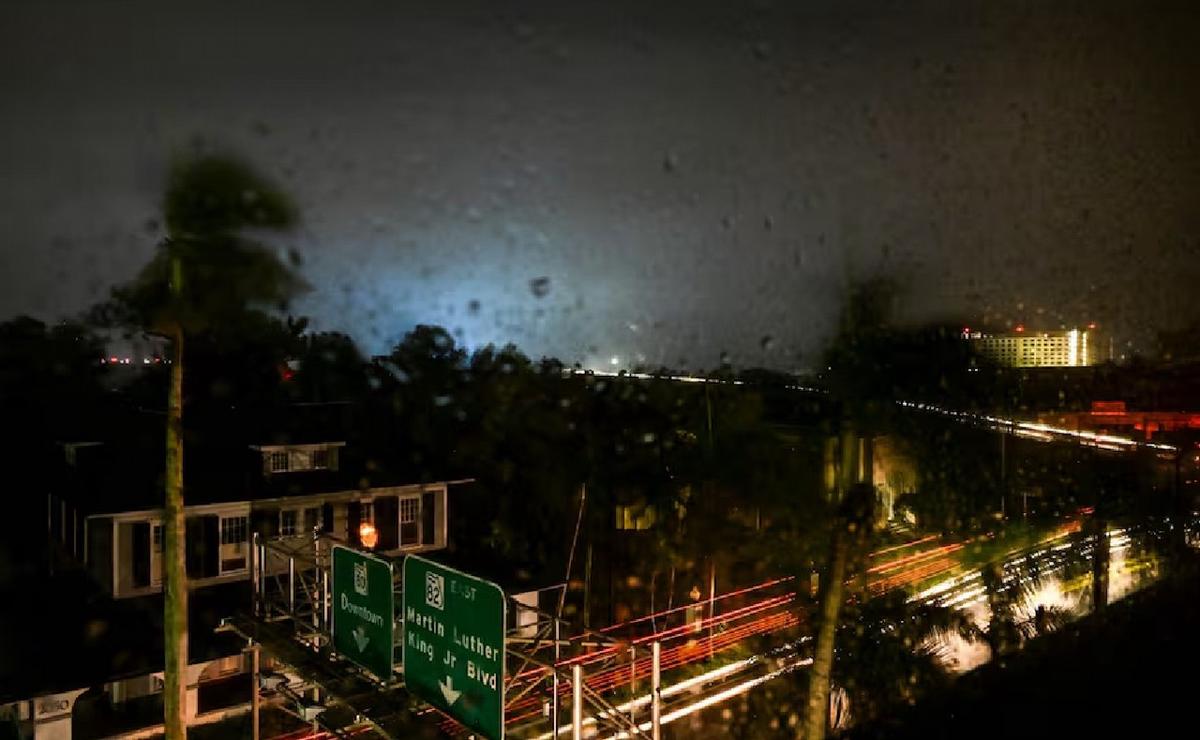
left=3, top=0, right=1199, bottom=368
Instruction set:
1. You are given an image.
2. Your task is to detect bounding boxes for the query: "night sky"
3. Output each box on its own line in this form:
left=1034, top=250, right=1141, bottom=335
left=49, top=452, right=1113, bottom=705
left=2, top=0, right=1198, bottom=370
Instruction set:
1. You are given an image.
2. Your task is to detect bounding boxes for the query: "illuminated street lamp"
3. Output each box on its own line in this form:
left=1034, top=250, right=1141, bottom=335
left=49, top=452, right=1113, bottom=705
left=359, top=521, right=378, bottom=549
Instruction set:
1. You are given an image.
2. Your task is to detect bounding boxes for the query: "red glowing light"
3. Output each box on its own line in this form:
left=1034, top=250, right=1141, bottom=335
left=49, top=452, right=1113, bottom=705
left=1014, top=324, right=1024, bottom=333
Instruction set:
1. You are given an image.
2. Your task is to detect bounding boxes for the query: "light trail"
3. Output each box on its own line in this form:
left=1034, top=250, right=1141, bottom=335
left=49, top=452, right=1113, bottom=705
left=896, top=400, right=1177, bottom=453
left=573, top=371, right=1178, bottom=454
left=867, top=543, right=962, bottom=574
left=596, top=576, right=794, bottom=635
left=530, top=653, right=814, bottom=740
left=439, top=517, right=1167, bottom=738
left=604, top=658, right=813, bottom=740
left=869, top=534, right=939, bottom=558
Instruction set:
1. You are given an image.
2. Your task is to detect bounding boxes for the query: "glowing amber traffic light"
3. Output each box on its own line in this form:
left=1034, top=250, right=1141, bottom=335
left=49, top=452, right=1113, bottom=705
left=359, top=521, right=379, bottom=549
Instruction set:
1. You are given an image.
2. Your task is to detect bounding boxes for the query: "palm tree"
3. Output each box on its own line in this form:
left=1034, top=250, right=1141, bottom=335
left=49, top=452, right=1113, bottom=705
left=831, top=590, right=981, bottom=728
left=101, top=151, right=301, bottom=737
left=804, top=481, right=877, bottom=739
left=803, top=279, right=898, bottom=740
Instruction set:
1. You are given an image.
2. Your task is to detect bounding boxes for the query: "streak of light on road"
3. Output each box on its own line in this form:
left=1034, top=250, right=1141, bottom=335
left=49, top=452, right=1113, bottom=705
left=530, top=653, right=815, bottom=740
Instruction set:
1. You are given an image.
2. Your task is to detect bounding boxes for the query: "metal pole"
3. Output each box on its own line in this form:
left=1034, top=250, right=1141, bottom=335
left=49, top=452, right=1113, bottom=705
left=288, top=555, right=296, bottom=616
left=583, top=544, right=593, bottom=631
left=310, top=532, right=320, bottom=631
left=322, top=568, right=331, bottom=637
left=651, top=641, right=661, bottom=740
left=257, top=540, right=266, bottom=609
left=572, top=664, right=583, bottom=740
left=1000, top=423, right=1008, bottom=519
left=250, top=643, right=260, bottom=740
left=707, top=560, right=716, bottom=660
left=551, top=619, right=560, bottom=737
left=629, top=644, right=637, bottom=728
left=250, top=532, right=260, bottom=616
left=558, top=484, right=587, bottom=621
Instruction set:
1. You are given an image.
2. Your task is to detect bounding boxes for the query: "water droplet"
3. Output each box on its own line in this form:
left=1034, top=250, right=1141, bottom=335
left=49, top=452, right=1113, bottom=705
left=529, top=276, right=551, bottom=298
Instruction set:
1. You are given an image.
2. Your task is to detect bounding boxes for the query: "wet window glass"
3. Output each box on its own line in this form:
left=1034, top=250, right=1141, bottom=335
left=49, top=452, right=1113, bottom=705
left=2, top=2, right=1198, bottom=739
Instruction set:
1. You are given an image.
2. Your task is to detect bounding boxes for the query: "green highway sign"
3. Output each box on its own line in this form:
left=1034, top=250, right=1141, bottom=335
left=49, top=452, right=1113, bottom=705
left=402, top=554, right=506, bottom=740
left=331, top=545, right=395, bottom=681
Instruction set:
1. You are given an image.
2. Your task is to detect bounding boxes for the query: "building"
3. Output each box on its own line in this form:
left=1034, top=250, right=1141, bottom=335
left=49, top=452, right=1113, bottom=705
left=52, top=440, right=451, bottom=600
left=966, top=326, right=1108, bottom=367
left=3, top=421, right=463, bottom=740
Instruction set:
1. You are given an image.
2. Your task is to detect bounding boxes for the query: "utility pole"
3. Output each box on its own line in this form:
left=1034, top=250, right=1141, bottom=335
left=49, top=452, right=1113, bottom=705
left=705, top=382, right=714, bottom=452
left=558, top=484, right=587, bottom=621
left=651, top=641, right=662, bottom=740
left=572, top=664, right=583, bottom=740
left=1000, top=422, right=1008, bottom=519
left=583, top=544, right=593, bottom=630
left=707, top=560, right=716, bottom=660
left=246, top=643, right=260, bottom=740
left=629, top=644, right=637, bottom=728
left=551, top=619, right=560, bottom=738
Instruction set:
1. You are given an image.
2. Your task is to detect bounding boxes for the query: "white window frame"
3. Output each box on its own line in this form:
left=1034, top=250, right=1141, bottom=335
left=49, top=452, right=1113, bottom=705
left=219, top=515, right=249, bottom=575
left=400, top=497, right=420, bottom=524
left=280, top=509, right=298, bottom=537
left=399, top=494, right=421, bottom=547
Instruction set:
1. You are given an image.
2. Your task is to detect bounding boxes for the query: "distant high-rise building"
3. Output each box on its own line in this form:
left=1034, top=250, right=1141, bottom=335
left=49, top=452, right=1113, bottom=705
left=965, top=326, right=1108, bottom=367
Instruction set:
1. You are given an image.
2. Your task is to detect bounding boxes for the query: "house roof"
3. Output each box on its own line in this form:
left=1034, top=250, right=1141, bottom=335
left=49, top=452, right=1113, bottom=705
left=57, top=438, right=444, bottom=515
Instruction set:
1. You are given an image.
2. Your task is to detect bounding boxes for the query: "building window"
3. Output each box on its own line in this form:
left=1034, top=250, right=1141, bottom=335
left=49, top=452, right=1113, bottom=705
left=400, top=497, right=420, bottom=524
left=304, top=507, right=321, bottom=532
left=270, top=451, right=289, bottom=472
left=311, top=448, right=329, bottom=469
left=221, top=516, right=248, bottom=546
left=280, top=509, right=298, bottom=536
left=220, top=515, right=249, bottom=573
left=400, top=496, right=420, bottom=545
left=615, top=503, right=656, bottom=531
left=360, top=501, right=373, bottom=524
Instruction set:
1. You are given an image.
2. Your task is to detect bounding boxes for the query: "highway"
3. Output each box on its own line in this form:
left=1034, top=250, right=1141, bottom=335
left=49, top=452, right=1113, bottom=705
left=491, top=514, right=1166, bottom=739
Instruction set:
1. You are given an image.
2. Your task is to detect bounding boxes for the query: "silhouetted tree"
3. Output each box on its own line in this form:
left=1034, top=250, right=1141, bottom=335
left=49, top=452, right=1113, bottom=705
left=98, top=151, right=301, bottom=738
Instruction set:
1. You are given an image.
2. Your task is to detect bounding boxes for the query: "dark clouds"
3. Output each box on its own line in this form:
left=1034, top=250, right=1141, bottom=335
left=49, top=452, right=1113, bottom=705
left=2, top=0, right=1198, bottom=368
